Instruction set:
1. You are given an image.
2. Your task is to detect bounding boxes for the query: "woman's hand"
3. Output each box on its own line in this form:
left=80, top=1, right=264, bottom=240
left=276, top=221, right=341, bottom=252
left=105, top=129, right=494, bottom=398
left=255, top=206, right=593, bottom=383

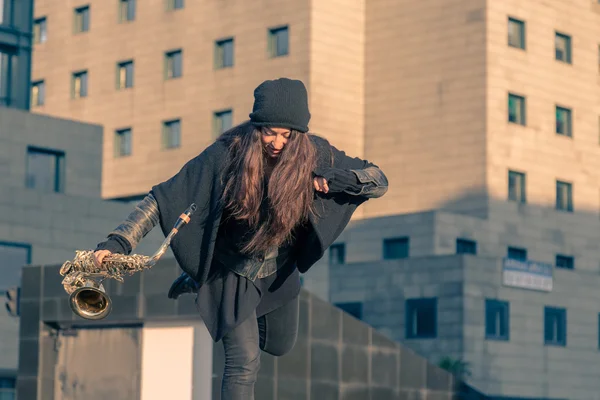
left=93, top=250, right=112, bottom=269
left=313, top=176, right=329, bottom=193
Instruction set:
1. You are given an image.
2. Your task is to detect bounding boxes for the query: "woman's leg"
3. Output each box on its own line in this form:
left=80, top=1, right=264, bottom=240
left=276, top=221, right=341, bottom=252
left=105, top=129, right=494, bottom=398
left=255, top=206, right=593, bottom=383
left=221, top=311, right=261, bottom=400
left=258, top=295, right=300, bottom=356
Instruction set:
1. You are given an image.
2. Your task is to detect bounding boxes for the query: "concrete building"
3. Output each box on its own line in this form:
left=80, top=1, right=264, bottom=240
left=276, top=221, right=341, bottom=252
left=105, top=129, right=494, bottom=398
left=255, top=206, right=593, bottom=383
left=0, top=0, right=34, bottom=109
left=328, top=208, right=600, bottom=400
left=0, top=107, right=165, bottom=398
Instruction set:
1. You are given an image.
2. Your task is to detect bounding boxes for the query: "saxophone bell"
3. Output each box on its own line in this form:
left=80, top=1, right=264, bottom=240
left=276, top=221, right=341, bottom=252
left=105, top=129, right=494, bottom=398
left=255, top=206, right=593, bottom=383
left=69, top=273, right=112, bottom=320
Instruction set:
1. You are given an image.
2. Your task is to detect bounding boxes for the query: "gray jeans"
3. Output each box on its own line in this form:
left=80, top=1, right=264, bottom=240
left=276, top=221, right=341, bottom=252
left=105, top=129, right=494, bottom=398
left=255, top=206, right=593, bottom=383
left=220, top=296, right=299, bottom=400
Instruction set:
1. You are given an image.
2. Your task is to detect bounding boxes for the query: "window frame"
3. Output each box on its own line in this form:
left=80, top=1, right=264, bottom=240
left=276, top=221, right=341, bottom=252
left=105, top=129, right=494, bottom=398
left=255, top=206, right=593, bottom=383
left=116, top=60, right=134, bottom=89
left=456, top=238, right=477, bottom=255
left=507, top=17, right=525, bottom=50
left=405, top=298, right=437, bottom=339
left=118, top=0, right=136, bottom=23
left=114, top=128, right=132, bottom=158
left=383, top=237, right=410, bottom=260
left=214, top=38, right=235, bottom=69
left=507, top=246, right=527, bottom=261
left=555, top=254, right=574, bottom=270
left=73, top=5, right=90, bottom=34
left=164, top=49, right=183, bottom=79
left=485, top=299, right=510, bottom=341
left=508, top=170, right=526, bottom=203
left=544, top=306, right=567, bottom=346
left=329, top=243, right=346, bottom=265
left=213, top=109, right=233, bottom=137
left=508, top=93, right=526, bottom=125
left=25, top=146, right=65, bottom=193
left=555, top=31, right=572, bottom=64
left=162, top=119, right=181, bottom=149
left=556, top=180, right=573, bottom=212
left=71, top=70, right=88, bottom=99
left=33, top=17, right=47, bottom=44
left=268, top=25, right=289, bottom=58
left=30, top=80, right=45, bottom=107
left=555, top=105, right=573, bottom=137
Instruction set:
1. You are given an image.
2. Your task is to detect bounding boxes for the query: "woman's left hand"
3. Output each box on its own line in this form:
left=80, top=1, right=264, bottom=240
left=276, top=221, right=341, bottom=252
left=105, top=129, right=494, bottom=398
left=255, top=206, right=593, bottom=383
left=313, top=176, right=329, bottom=193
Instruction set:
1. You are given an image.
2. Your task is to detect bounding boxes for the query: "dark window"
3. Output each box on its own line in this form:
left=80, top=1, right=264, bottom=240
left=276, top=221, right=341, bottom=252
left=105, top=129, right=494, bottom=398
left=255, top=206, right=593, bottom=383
left=31, top=80, right=45, bottom=107
left=456, top=238, right=477, bottom=255
left=118, top=0, right=136, bottom=22
left=555, top=32, right=572, bottom=64
left=74, top=5, right=90, bottom=33
left=508, top=93, right=526, bottom=125
left=0, top=50, right=11, bottom=105
left=383, top=237, right=409, bottom=259
left=544, top=307, right=566, bottom=346
left=25, top=146, right=65, bottom=193
left=114, top=128, right=132, bottom=157
left=268, top=26, right=289, bottom=57
left=71, top=70, right=88, bottom=98
left=329, top=243, right=345, bottom=265
left=485, top=299, right=510, bottom=340
left=556, top=180, right=573, bottom=212
left=165, top=50, right=183, bottom=79
left=507, top=17, right=525, bottom=49
left=508, top=170, right=526, bottom=203
left=34, top=17, right=47, bottom=44
left=556, top=106, right=572, bottom=137
left=0, top=242, right=31, bottom=292
left=116, top=60, right=134, bottom=89
left=213, top=109, right=233, bottom=137
left=335, top=302, right=363, bottom=320
left=507, top=247, right=527, bottom=261
left=166, top=0, right=184, bottom=10
left=0, top=376, right=16, bottom=400
left=215, top=38, right=234, bottom=69
left=162, top=119, right=181, bottom=149
left=406, top=298, right=437, bottom=339
left=555, top=254, right=574, bottom=270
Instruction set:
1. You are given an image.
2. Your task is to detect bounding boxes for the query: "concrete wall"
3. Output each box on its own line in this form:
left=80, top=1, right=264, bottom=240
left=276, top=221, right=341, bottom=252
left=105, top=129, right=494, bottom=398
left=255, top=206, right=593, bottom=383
left=18, top=259, right=463, bottom=400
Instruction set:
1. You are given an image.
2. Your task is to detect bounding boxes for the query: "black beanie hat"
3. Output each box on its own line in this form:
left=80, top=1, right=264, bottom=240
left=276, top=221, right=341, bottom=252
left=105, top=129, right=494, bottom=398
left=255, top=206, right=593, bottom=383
left=249, top=78, right=311, bottom=133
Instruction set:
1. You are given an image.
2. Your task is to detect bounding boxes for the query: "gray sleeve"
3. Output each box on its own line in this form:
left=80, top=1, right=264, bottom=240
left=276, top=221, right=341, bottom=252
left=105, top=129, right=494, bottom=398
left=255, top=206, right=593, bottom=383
left=107, top=193, right=160, bottom=250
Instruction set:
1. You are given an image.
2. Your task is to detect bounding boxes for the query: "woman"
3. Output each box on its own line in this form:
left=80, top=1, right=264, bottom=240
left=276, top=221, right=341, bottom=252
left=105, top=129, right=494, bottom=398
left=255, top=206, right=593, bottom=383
left=93, top=78, right=388, bottom=399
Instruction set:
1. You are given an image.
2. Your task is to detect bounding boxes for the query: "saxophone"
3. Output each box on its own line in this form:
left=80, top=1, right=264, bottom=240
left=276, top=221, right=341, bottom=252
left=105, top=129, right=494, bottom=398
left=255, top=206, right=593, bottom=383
left=59, top=203, right=197, bottom=320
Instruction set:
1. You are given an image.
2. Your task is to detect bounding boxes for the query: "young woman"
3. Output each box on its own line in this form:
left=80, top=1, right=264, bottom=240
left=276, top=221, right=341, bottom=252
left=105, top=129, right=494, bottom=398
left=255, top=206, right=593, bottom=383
left=93, top=78, right=388, bottom=399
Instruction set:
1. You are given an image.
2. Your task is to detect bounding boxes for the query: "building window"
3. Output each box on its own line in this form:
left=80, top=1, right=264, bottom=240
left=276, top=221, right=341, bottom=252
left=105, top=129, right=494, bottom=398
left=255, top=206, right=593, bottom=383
left=213, top=109, right=233, bottom=137
left=383, top=237, right=409, bottom=259
left=406, top=298, right=437, bottom=339
left=555, top=106, right=572, bottom=137
left=508, top=170, right=526, bottom=203
left=0, top=50, right=9, bottom=106
left=335, top=302, right=363, bottom=320
left=31, top=80, right=45, bottom=107
left=0, top=0, right=5, bottom=25
left=74, top=5, right=90, bottom=34
left=215, top=38, right=234, bottom=69
left=555, top=32, right=572, bottom=64
left=544, top=307, right=566, bottom=346
left=118, top=0, right=136, bottom=23
left=456, top=238, right=477, bottom=255
left=508, top=93, right=526, bottom=125
left=34, top=17, right=47, bottom=44
left=329, top=243, right=345, bottom=265
left=162, top=119, right=181, bottom=149
left=555, top=254, right=574, bottom=270
left=116, top=60, right=134, bottom=89
left=166, top=0, right=184, bottom=11
left=0, top=377, right=16, bottom=400
left=507, top=17, right=525, bottom=49
left=164, top=50, right=183, bottom=79
left=0, top=242, right=32, bottom=292
left=556, top=180, right=573, bottom=212
left=71, top=70, right=88, bottom=99
left=485, top=299, right=509, bottom=341
left=25, top=146, right=65, bottom=193
left=507, top=246, right=527, bottom=261
left=268, top=26, right=289, bottom=57
left=114, top=128, right=132, bottom=157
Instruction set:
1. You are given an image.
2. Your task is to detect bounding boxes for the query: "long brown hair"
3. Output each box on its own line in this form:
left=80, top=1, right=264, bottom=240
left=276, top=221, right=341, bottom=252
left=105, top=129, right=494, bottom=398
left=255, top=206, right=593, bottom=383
left=217, top=121, right=318, bottom=255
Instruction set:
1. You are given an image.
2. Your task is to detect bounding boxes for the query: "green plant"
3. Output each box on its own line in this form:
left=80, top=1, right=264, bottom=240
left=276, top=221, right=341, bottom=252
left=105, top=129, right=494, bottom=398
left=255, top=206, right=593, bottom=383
left=438, top=356, right=472, bottom=380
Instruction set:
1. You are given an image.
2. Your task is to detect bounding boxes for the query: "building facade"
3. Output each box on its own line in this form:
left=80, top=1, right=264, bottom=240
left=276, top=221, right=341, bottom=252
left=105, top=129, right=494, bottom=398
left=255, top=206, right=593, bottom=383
left=0, top=0, right=34, bottom=109
left=328, top=209, right=600, bottom=400
left=0, top=107, right=165, bottom=399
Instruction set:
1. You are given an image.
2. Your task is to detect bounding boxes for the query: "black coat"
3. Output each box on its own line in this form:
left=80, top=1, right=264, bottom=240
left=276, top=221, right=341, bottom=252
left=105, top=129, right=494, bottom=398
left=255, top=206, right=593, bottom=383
left=151, top=134, right=387, bottom=285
